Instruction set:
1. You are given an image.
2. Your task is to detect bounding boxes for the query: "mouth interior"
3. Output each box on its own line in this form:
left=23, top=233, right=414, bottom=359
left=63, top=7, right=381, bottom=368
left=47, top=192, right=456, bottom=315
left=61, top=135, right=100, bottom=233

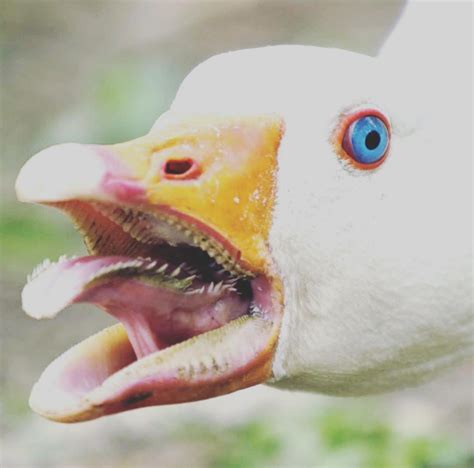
left=23, top=200, right=268, bottom=394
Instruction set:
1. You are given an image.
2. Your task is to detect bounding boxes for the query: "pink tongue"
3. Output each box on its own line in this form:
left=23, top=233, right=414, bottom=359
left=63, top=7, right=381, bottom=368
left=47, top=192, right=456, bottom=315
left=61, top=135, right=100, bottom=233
left=22, top=256, right=249, bottom=359
left=78, top=274, right=182, bottom=358
left=117, top=313, right=163, bottom=358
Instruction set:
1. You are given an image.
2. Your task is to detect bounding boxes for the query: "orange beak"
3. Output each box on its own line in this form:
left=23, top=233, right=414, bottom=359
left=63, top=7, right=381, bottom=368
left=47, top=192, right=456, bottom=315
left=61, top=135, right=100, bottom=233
left=113, top=114, right=283, bottom=274
left=16, top=114, right=285, bottom=422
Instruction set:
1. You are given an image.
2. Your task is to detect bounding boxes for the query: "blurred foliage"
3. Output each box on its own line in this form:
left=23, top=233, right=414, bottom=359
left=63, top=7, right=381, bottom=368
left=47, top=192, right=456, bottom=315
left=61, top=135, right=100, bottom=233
left=315, top=408, right=473, bottom=468
left=174, top=421, right=281, bottom=468
left=90, top=61, right=179, bottom=143
left=0, top=207, right=83, bottom=273
left=1, top=2, right=472, bottom=467
left=167, top=408, right=473, bottom=468
left=1, top=57, right=180, bottom=272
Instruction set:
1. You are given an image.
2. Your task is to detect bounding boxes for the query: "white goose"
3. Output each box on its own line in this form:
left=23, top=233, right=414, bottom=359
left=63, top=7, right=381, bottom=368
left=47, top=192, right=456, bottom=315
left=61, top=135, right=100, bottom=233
left=15, top=1, right=472, bottom=422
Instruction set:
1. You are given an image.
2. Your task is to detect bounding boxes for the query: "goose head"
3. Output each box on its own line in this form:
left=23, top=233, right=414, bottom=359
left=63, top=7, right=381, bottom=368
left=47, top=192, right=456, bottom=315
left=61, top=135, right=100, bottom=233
left=15, top=42, right=472, bottom=422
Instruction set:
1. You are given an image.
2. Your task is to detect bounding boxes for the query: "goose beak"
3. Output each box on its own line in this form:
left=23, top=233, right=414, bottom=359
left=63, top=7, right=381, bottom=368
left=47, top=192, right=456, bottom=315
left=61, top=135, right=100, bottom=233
left=15, top=114, right=285, bottom=422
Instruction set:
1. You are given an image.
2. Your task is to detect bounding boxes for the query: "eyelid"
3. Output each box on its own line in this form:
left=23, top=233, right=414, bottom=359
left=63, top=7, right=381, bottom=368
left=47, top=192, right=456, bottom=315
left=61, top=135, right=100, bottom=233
left=333, top=108, right=391, bottom=170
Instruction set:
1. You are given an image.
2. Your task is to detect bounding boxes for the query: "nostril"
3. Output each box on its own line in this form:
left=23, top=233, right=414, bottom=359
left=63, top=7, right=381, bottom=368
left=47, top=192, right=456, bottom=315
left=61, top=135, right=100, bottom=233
left=165, top=159, right=192, bottom=175
left=162, top=159, right=200, bottom=180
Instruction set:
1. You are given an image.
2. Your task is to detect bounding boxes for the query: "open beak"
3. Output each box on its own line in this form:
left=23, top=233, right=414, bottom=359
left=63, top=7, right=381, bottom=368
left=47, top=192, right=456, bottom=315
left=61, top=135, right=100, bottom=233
left=15, top=113, right=285, bottom=422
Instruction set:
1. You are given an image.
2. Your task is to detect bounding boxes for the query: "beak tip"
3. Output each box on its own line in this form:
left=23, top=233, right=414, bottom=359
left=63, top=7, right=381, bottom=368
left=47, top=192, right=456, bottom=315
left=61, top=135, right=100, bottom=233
left=15, top=143, right=108, bottom=203
left=28, top=380, right=74, bottom=423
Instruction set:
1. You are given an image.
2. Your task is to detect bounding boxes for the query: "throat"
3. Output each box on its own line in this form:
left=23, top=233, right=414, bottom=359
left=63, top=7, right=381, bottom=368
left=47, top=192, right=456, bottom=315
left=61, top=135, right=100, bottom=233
left=81, top=272, right=250, bottom=359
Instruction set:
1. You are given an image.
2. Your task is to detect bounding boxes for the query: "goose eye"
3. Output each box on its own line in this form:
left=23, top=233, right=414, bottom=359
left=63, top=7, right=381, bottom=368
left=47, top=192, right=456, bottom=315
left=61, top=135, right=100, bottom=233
left=342, top=113, right=389, bottom=167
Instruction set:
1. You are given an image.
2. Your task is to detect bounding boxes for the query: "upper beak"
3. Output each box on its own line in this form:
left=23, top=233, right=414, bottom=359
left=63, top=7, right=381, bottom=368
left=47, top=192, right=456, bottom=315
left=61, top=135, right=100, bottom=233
left=16, top=113, right=285, bottom=422
left=16, top=114, right=283, bottom=273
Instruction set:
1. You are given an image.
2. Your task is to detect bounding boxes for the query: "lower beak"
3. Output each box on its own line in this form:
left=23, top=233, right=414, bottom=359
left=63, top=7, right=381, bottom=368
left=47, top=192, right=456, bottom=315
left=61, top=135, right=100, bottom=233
left=16, top=113, right=285, bottom=422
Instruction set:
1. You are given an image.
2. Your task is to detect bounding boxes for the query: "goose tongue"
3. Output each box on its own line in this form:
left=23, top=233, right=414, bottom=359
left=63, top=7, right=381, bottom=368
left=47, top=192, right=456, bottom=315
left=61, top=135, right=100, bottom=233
left=22, top=256, right=249, bottom=359
left=22, top=256, right=279, bottom=422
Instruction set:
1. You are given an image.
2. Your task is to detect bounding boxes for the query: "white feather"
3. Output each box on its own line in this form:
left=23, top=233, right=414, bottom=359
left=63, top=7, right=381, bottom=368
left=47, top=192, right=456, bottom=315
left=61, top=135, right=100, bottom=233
left=149, top=3, right=473, bottom=394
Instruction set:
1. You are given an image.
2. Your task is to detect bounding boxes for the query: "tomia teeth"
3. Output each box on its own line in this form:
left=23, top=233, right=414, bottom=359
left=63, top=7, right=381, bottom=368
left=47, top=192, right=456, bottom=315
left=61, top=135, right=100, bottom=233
left=28, top=259, right=51, bottom=282
left=249, top=303, right=261, bottom=316
left=27, top=255, right=79, bottom=283
left=157, top=264, right=168, bottom=273
left=91, top=202, right=254, bottom=277
left=185, top=268, right=199, bottom=276
left=88, top=258, right=174, bottom=283
left=112, top=205, right=252, bottom=276
left=184, top=279, right=235, bottom=296
left=208, top=281, right=225, bottom=294
left=206, top=248, right=217, bottom=259
left=170, top=267, right=181, bottom=277
left=63, top=202, right=255, bottom=287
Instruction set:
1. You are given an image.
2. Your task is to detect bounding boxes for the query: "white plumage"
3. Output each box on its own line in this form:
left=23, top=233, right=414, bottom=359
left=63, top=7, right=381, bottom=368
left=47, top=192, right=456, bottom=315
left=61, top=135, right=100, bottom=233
left=14, top=2, right=473, bottom=421
left=168, top=2, right=473, bottom=394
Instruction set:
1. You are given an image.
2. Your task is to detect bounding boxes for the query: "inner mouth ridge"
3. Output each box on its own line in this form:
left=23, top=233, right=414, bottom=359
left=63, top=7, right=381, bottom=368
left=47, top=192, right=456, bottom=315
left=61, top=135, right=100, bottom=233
left=24, top=200, right=258, bottom=361
left=89, top=201, right=252, bottom=277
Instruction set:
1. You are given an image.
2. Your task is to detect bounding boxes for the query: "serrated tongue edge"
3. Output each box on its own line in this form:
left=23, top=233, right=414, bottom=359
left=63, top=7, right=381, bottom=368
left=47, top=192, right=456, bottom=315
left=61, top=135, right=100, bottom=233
left=22, top=256, right=142, bottom=319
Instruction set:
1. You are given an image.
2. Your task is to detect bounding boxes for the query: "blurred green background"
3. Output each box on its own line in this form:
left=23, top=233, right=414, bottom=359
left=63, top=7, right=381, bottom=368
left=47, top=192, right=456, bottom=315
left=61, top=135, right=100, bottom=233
left=1, top=1, right=473, bottom=466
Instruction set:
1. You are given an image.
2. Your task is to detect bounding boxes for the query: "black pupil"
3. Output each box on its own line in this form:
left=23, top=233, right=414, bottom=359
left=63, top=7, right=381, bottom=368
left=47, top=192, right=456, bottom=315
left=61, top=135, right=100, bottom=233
left=365, top=130, right=380, bottom=150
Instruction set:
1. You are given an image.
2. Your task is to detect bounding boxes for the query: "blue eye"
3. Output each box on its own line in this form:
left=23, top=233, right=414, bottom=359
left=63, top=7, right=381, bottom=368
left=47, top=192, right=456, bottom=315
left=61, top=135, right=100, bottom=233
left=342, top=115, right=389, bottom=166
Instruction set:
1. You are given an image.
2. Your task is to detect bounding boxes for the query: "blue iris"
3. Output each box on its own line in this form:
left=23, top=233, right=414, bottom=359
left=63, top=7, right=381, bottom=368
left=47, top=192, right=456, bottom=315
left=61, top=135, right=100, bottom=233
left=345, top=115, right=389, bottom=164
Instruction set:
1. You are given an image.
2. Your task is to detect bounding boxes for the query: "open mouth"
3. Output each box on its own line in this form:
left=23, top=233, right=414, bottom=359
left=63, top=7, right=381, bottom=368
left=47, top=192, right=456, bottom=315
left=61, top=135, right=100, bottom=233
left=22, top=200, right=281, bottom=422
left=16, top=114, right=284, bottom=422
left=25, top=199, right=272, bottom=353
